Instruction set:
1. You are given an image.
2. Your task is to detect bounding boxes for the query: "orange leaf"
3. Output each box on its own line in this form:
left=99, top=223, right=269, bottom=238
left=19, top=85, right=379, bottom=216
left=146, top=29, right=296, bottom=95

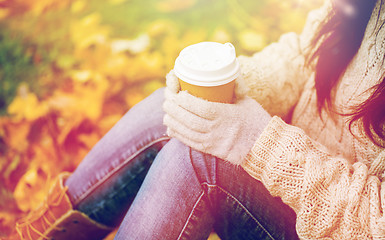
left=13, top=165, right=52, bottom=212
left=77, top=132, right=101, bottom=150
left=98, top=114, right=122, bottom=134
left=5, top=121, right=30, bottom=152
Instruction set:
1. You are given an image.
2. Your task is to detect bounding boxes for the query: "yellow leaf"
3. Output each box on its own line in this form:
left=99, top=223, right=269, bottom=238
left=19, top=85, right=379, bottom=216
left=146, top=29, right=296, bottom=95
left=125, top=91, right=145, bottom=108
left=50, top=73, right=108, bottom=121
left=31, top=138, right=59, bottom=166
left=143, top=80, right=165, bottom=95
left=239, top=30, right=267, bottom=52
left=5, top=121, right=30, bottom=152
left=210, top=28, right=232, bottom=43
left=110, top=34, right=150, bottom=54
left=78, top=132, right=101, bottom=150
left=71, top=0, right=86, bottom=13
left=157, top=0, right=197, bottom=12
left=126, top=52, right=165, bottom=81
left=103, top=53, right=130, bottom=78
left=180, top=29, right=207, bottom=47
left=71, top=70, right=92, bottom=82
left=57, top=116, right=83, bottom=145
left=7, top=90, right=48, bottom=121
left=71, top=13, right=110, bottom=49
left=50, top=89, right=103, bottom=121
left=23, top=0, right=71, bottom=15
left=147, top=19, right=177, bottom=38
left=108, top=0, right=128, bottom=5
left=0, top=8, right=9, bottom=19
left=98, top=114, right=122, bottom=134
left=161, top=35, right=182, bottom=69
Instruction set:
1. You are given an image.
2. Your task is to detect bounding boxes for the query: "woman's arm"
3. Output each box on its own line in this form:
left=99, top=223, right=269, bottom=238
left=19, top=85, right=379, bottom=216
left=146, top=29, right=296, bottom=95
left=242, top=116, right=385, bottom=239
left=238, top=1, right=330, bottom=120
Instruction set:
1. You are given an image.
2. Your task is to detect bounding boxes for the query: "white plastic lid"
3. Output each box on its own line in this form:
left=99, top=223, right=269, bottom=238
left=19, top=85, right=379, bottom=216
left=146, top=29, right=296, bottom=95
left=174, top=42, right=240, bottom=87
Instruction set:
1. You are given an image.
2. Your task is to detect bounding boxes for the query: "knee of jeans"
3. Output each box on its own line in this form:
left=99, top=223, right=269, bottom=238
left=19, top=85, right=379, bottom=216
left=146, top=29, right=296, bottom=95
left=159, top=138, right=216, bottom=184
left=152, top=87, right=165, bottom=98
left=156, top=139, right=194, bottom=168
left=160, top=138, right=189, bottom=158
left=145, top=87, right=165, bottom=106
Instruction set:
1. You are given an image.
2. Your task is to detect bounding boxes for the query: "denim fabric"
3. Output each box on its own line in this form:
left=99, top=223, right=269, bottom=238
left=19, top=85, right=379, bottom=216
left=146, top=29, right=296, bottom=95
left=65, top=88, right=298, bottom=239
left=114, top=139, right=298, bottom=240
left=64, top=88, right=169, bottom=227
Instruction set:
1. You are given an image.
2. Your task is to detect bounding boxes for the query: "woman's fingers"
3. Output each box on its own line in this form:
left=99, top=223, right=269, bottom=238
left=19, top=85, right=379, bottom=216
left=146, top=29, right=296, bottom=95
left=173, top=91, right=222, bottom=120
left=165, top=124, right=207, bottom=153
left=165, top=70, right=180, bottom=94
left=163, top=95, right=214, bottom=132
left=163, top=114, right=207, bottom=145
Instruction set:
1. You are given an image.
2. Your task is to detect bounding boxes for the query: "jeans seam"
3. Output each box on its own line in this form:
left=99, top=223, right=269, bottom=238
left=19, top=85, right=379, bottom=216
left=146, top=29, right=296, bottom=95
left=202, top=182, right=276, bottom=240
left=73, top=136, right=170, bottom=205
left=177, top=191, right=205, bottom=240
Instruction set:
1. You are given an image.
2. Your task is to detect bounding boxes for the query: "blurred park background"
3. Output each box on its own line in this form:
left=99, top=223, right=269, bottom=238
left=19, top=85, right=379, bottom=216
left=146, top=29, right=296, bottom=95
left=0, top=0, right=322, bottom=238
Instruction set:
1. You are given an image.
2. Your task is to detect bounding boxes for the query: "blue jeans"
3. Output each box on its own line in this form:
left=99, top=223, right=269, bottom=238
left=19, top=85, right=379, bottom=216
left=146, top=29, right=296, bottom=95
left=64, top=88, right=298, bottom=240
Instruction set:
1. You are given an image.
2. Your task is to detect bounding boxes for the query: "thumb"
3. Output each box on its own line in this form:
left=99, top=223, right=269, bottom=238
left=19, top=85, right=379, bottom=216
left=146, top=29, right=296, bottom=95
left=234, top=74, right=249, bottom=101
left=166, top=70, right=180, bottom=94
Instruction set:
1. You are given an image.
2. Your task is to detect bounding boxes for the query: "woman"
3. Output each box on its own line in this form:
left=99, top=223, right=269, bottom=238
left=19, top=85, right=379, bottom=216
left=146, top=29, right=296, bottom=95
left=16, top=0, right=385, bottom=239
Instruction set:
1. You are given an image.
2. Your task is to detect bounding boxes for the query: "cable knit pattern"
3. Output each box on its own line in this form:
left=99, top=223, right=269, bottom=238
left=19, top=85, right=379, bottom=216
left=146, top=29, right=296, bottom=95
left=240, top=0, right=385, bottom=239
left=243, top=117, right=385, bottom=239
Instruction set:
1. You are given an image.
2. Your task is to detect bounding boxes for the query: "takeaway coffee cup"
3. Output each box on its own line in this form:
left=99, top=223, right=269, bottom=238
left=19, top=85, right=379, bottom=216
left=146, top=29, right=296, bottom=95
left=174, top=42, right=240, bottom=103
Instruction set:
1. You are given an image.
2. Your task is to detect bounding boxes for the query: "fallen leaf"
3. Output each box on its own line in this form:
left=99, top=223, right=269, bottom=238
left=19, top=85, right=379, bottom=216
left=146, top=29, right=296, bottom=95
left=111, top=34, right=150, bottom=54
left=7, top=93, right=48, bottom=121
left=156, top=0, right=197, bottom=12
left=13, top=164, right=52, bottom=212
left=239, top=30, right=267, bottom=52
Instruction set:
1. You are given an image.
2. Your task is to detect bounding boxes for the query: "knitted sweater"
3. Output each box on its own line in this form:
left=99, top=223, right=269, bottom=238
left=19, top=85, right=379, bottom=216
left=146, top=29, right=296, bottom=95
left=239, top=0, right=385, bottom=239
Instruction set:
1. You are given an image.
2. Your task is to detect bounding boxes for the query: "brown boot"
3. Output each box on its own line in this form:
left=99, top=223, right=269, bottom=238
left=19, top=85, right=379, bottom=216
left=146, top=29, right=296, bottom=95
left=15, top=172, right=113, bottom=240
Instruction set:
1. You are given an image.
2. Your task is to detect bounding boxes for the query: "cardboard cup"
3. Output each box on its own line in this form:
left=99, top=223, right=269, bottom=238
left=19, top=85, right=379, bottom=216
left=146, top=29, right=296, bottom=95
left=174, top=42, right=239, bottom=103
left=178, top=78, right=235, bottom=103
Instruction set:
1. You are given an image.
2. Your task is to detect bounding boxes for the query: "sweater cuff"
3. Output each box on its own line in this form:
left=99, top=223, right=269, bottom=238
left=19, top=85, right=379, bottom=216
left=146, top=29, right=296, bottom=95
left=241, top=116, right=307, bottom=182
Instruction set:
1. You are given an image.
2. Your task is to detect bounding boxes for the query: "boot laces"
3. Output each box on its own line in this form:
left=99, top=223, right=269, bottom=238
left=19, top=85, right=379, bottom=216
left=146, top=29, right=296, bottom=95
left=16, top=185, right=69, bottom=240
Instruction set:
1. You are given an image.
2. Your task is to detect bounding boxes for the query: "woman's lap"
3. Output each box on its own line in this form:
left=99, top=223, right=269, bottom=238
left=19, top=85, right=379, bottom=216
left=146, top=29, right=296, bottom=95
left=64, top=87, right=298, bottom=239
left=115, top=138, right=298, bottom=240
left=114, top=138, right=215, bottom=240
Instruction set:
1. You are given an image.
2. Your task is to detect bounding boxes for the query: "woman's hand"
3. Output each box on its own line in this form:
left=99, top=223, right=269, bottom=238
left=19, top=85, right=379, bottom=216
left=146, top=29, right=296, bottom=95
left=163, top=70, right=271, bottom=165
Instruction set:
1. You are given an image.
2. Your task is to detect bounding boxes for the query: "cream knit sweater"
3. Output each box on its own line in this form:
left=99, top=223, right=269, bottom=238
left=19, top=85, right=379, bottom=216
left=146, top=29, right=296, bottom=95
left=239, top=0, right=385, bottom=239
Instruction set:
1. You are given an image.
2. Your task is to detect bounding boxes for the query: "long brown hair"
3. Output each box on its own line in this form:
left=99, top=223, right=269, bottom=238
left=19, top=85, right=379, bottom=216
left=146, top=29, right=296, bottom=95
left=309, top=0, right=385, bottom=147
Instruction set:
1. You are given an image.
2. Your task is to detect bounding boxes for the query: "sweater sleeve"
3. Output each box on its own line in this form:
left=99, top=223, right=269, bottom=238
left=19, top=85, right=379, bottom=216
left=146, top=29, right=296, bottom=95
left=237, top=1, right=330, bottom=120
left=242, top=116, right=385, bottom=239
